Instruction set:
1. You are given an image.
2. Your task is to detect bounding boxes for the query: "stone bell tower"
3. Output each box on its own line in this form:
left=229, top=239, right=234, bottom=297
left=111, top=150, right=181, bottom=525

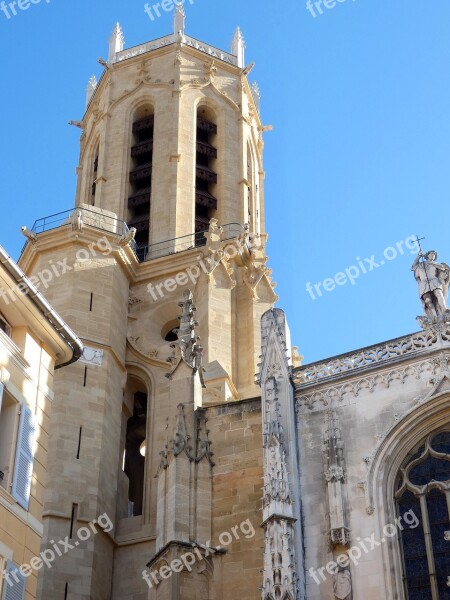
left=19, top=8, right=277, bottom=600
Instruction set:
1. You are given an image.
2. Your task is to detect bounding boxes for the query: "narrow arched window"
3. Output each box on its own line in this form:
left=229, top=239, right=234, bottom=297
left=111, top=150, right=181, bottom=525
left=395, top=429, right=450, bottom=599
left=122, top=388, right=148, bottom=518
left=195, top=106, right=217, bottom=244
left=91, top=144, right=99, bottom=206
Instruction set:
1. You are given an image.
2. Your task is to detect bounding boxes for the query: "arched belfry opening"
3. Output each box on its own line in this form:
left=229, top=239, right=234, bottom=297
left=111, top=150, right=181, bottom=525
left=128, top=105, right=154, bottom=253
left=195, top=105, right=218, bottom=241
left=121, top=376, right=149, bottom=518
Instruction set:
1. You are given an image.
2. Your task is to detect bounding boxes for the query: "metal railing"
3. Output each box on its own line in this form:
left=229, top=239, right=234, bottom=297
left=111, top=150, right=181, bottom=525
left=113, top=33, right=238, bottom=67
left=30, top=207, right=129, bottom=237
left=134, top=223, right=245, bottom=262
left=22, top=208, right=246, bottom=264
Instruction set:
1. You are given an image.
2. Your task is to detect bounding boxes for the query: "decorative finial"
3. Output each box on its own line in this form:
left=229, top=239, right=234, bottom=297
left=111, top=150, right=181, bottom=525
left=173, top=3, right=185, bottom=37
left=231, top=27, right=246, bottom=68
left=167, top=290, right=206, bottom=386
left=108, top=22, right=124, bottom=63
left=411, top=242, right=450, bottom=328
left=86, top=75, right=98, bottom=108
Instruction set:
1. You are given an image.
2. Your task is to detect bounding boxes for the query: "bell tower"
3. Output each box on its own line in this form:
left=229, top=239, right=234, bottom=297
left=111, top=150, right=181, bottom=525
left=76, top=6, right=264, bottom=255
left=20, top=10, right=277, bottom=600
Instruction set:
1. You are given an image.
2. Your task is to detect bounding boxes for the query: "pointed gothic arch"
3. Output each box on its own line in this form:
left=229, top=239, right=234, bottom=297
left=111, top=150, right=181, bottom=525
left=367, top=391, right=450, bottom=598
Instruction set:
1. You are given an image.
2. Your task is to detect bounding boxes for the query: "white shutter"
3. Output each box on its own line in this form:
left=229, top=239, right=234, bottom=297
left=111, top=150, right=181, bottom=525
left=1, top=561, right=26, bottom=600
left=0, top=383, right=4, bottom=415
left=11, top=406, right=35, bottom=510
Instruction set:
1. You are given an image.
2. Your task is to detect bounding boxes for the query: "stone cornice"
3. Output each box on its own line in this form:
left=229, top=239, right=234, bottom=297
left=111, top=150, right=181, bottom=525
left=296, top=353, right=448, bottom=412
left=294, top=325, right=450, bottom=390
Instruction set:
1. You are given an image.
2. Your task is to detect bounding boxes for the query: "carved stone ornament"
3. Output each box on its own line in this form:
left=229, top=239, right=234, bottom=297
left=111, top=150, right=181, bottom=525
left=128, top=295, right=142, bottom=307
left=166, top=290, right=206, bottom=387
left=261, top=378, right=298, bottom=600
left=157, top=404, right=214, bottom=471
left=128, top=336, right=159, bottom=359
left=325, top=466, right=345, bottom=482
left=331, top=528, right=351, bottom=547
left=333, top=568, right=352, bottom=600
left=295, top=325, right=450, bottom=386
left=296, top=355, right=441, bottom=412
left=323, top=410, right=351, bottom=547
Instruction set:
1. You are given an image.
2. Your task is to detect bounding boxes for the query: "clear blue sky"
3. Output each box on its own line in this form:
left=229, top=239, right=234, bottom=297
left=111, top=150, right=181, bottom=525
left=1, top=0, right=450, bottom=364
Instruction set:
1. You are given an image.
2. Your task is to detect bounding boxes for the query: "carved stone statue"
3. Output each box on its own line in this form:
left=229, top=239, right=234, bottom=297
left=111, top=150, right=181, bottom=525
left=333, top=568, right=352, bottom=600
left=412, top=250, right=450, bottom=326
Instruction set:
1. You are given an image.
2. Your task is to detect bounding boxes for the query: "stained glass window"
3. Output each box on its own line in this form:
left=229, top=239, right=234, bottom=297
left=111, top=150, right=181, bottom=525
left=395, top=430, right=450, bottom=599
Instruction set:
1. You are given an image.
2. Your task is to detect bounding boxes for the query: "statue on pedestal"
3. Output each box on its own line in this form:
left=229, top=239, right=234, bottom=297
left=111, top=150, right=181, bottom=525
left=412, top=250, right=450, bottom=328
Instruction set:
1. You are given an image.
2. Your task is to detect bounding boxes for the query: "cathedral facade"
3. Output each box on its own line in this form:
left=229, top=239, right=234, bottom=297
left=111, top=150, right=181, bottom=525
left=14, top=7, right=450, bottom=600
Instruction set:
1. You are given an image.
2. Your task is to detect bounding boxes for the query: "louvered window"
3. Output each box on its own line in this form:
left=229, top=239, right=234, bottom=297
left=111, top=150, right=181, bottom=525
left=11, top=406, right=35, bottom=510
left=195, top=111, right=218, bottom=244
left=1, top=561, right=26, bottom=600
left=128, top=112, right=154, bottom=250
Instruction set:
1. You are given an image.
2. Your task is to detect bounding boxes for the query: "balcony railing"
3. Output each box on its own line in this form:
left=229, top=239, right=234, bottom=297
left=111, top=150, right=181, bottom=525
left=29, top=207, right=129, bottom=237
left=22, top=208, right=246, bottom=265
left=113, top=34, right=238, bottom=67
left=134, top=222, right=245, bottom=261
left=19, top=206, right=130, bottom=258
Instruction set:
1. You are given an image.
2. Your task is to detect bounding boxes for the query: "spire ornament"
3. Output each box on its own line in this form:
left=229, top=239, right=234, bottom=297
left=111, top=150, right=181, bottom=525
left=231, top=27, right=245, bottom=68
left=173, top=3, right=186, bottom=38
left=108, top=22, right=124, bottom=63
left=166, top=290, right=206, bottom=387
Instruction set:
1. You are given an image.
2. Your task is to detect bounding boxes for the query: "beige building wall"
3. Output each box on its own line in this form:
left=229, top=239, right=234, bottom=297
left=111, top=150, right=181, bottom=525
left=0, top=246, right=80, bottom=600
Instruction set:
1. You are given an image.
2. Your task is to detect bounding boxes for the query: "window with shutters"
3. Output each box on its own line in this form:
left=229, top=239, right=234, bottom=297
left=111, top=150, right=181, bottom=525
left=1, top=560, right=26, bottom=600
left=0, top=387, right=18, bottom=494
left=395, top=428, right=450, bottom=600
left=0, top=387, right=35, bottom=511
